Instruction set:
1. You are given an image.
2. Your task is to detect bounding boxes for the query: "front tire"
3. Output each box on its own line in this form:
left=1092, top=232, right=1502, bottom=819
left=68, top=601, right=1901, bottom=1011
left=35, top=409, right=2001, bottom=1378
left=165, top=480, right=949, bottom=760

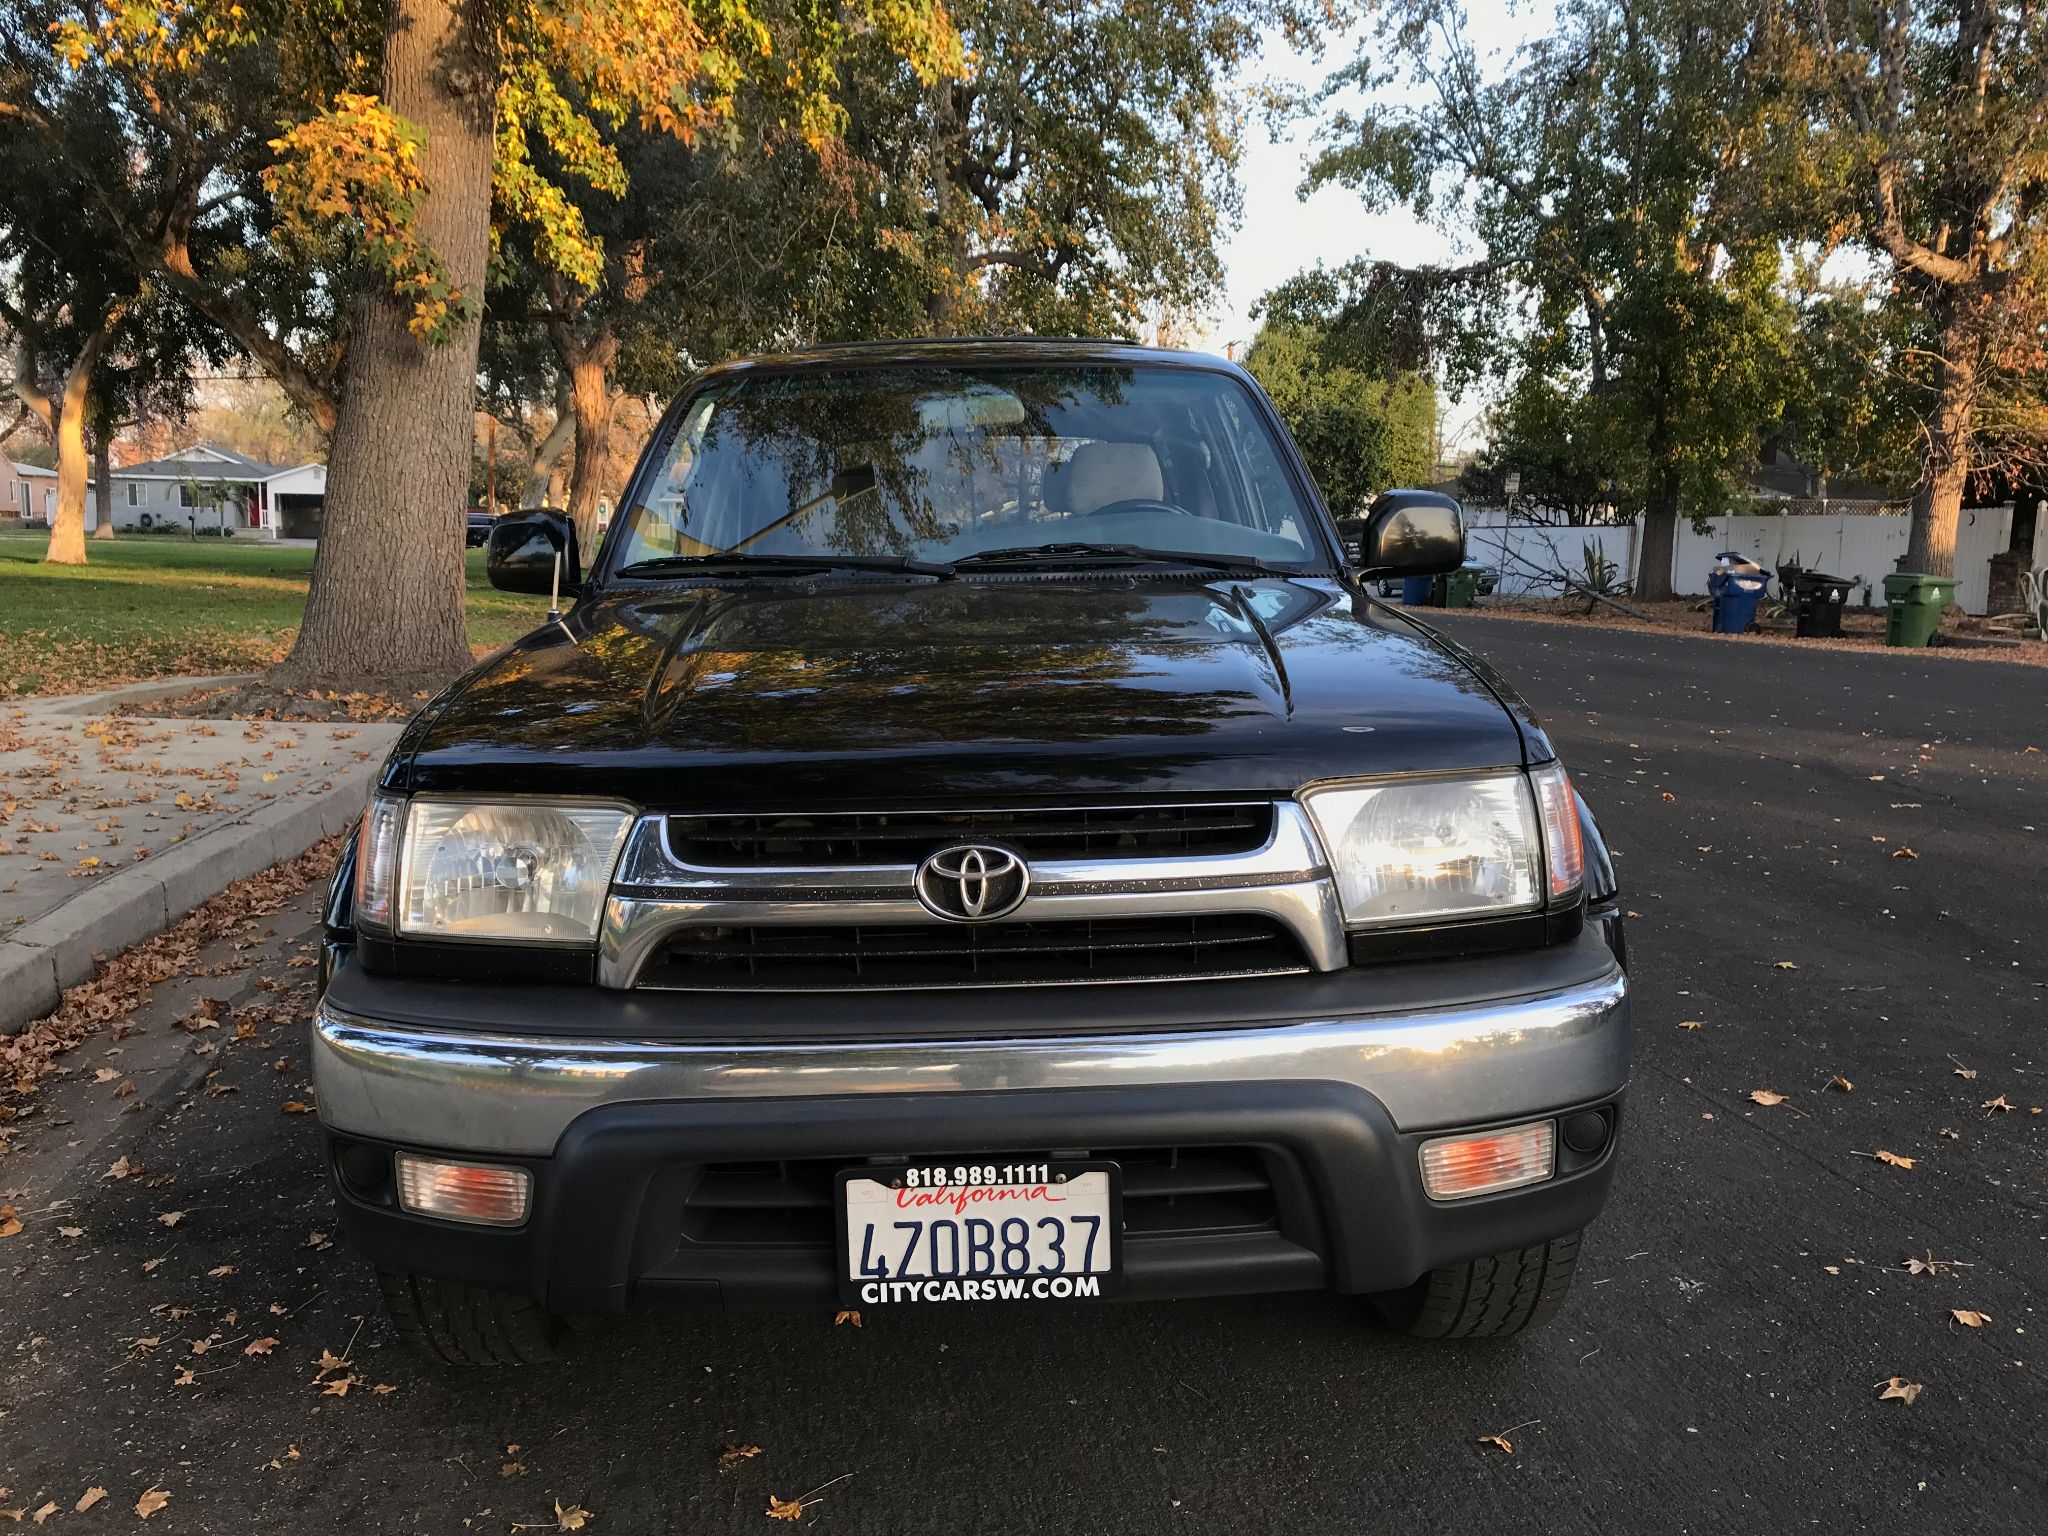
left=1369, top=1232, right=1582, bottom=1338
left=377, top=1269, right=569, bottom=1366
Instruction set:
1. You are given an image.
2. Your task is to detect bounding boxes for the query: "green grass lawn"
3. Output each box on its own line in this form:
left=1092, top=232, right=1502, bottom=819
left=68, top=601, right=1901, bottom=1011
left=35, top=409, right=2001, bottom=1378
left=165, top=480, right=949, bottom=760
left=0, top=531, right=546, bottom=697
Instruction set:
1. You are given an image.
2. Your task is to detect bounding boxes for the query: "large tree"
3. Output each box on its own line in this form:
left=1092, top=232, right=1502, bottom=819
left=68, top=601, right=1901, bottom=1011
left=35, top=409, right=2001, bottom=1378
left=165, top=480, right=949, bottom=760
left=1786, top=2, right=2048, bottom=577
left=1277, top=0, right=1795, bottom=598
left=822, top=0, right=1295, bottom=339
left=19, top=0, right=958, bottom=692
left=1243, top=320, right=1434, bottom=517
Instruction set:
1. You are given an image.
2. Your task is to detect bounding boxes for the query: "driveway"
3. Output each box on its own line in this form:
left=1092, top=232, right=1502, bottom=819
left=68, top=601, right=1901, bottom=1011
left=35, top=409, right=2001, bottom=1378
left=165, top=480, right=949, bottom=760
left=1, top=617, right=2042, bottom=1533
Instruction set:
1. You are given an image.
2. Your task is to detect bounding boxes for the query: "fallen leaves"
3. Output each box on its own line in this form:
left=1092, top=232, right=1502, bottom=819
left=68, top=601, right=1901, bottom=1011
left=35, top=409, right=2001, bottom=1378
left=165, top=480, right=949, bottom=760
left=1871, top=1150, right=1915, bottom=1169
left=1889, top=847, right=1918, bottom=860
left=553, top=1501, right=592, bottom=1532
left=1875, top=1377, right=1922, bottom=1406
left=0, top=1205, right=20, bottom=1239
left=1950, top=1309, right=1990, bottom=1328
left=1677, top=1019, right=1703, bottom=1031
left=134, top=1488, right=170, bottom=1519
left=281, top=1100, right=314, bottom=1115
left=29, top=1502, right=55, bottom=1526
left=1982, top=1095, right=2014, bottom=1114
left=1749, top=1090, right=1788, bottom=1107
left=244, top=1337, right=278, bottom=1357
left=156, top=1210, right=185, bottom=1228
left=720, top=1445, right=763, bottom=1470
left=74, top=1488, right=106, bottom=1513
left=1772, top=960, right=1798, bottom=971
left=833, top=1309, right=862, bottom=1328
left=1825, top=1076, right=1853, bottom=1093
left=766, top=1496, right=805, bottom=1522
left=104, top=1155, right=139, bottom=1181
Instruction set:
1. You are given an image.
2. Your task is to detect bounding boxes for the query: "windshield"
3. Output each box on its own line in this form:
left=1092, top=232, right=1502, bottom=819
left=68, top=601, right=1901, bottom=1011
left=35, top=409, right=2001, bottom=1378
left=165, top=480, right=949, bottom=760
left=610, top=365, right=1329, bottom=572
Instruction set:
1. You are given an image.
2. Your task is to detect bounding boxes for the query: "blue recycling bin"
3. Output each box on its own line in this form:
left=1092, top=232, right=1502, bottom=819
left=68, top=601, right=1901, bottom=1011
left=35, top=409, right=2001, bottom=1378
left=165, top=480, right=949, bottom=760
left=1707, top=566, right=1769, bottom=633
left=1401, top=576, right=1434, bottom=606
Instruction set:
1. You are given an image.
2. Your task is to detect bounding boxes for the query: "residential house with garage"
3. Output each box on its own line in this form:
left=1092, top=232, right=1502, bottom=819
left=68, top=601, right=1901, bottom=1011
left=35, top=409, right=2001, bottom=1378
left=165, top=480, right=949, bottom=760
left=85, top=445, right=328, bottom=538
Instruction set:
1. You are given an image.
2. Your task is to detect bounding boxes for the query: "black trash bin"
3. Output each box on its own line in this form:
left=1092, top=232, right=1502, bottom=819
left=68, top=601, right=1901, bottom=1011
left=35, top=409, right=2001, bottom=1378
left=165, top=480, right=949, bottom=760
left=1789, top=571, right=1854, bottom=638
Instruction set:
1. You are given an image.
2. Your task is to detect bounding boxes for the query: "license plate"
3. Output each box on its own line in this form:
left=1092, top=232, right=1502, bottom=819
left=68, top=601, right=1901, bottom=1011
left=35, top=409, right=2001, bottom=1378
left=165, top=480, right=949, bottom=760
left=836, top=1161, right=1121, bottom=1306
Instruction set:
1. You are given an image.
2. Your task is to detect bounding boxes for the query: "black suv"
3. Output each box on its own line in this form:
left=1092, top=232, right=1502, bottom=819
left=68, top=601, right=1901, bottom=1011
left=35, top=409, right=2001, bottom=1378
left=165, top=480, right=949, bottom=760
left=314, top=340, right=1629, bottom=1364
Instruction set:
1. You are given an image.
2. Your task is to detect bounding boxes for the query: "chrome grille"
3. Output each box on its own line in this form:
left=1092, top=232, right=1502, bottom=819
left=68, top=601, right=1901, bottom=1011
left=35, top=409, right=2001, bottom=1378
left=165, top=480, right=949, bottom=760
left=637, top=914, right=1309, bottom=991
left=664, top=803, right=1272, bottom=867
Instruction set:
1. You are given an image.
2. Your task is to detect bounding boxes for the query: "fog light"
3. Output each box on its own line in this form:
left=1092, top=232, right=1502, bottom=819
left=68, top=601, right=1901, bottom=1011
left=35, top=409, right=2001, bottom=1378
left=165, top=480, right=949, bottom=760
left=1419, top=1121, right=1555, bottom=1201
left=394, top=1153, right=532, bottom=1226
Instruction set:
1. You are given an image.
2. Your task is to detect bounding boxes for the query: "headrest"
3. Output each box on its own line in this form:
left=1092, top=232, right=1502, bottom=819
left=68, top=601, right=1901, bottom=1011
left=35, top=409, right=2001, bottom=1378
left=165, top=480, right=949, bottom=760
left=1044, top=441, right=1164, bottom=516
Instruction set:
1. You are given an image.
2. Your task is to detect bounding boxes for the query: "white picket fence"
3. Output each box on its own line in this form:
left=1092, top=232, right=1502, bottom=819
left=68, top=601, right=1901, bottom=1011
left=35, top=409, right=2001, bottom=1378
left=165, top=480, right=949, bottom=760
left=1464, top=506, right=2027, bottom=615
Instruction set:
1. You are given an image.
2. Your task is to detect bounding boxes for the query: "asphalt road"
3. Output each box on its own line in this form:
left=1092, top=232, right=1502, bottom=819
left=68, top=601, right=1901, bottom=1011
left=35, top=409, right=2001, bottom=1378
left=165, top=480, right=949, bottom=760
left=2, top=618, right=2044, bottom=1534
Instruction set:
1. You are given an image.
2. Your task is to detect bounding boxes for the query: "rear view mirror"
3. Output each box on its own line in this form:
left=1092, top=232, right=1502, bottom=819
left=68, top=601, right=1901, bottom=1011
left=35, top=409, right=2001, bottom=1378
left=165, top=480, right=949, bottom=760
left=1355, top=490, right=1464, bottom=578
left=487, top=510, right=582, bottom=597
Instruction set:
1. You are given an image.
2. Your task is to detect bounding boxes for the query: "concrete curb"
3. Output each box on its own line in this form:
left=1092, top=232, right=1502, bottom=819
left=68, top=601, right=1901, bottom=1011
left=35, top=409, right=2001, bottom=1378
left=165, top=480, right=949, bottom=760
left=0, top=755, right=373, bottom=1036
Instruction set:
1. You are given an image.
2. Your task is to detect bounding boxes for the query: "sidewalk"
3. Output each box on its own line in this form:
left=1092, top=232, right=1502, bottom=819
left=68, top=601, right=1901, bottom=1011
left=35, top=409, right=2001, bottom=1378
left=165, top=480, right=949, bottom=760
left=0, top=677, right=402, bottom=1033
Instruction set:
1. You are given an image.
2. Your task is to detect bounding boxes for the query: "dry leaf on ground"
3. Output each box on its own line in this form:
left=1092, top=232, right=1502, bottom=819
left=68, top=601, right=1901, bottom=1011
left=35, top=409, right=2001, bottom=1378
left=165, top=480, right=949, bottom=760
left=1872, top=1150, right=1915, bottom=1169
left=135, top=1487, right=171, bottom=1519
left=1983, top=1096, right=2014, bottom=1114
left=1749, top=1090, right=1788, bottom=1107
left=766, top=1495, right=805, bottom=1522
left=244, top=1337, right=277, bottom=1357
left=0, top=1206, right=20, bottom=1239
left=1950, top=1309, right=1990, bottom=1328
left=1876, top=1377, right=1922, bottom=1405
left=157, top=1210, right=185, bottom=1228
left=1826, top=1076, right=1852, bottom=1093
left=833, top=1309, right=861, bottom=1328
left=1677, top=1020, right=1703, bottom=1031
left=1890, top=847, right=1918, bottom=859
left=1773, top=960, right=1798, bottom=970
left=720, top=1445, right=764, bottom=1470
left=74, top=1488, right=106, bottom=1513
left=30, top=1501, right=56, bottom=1525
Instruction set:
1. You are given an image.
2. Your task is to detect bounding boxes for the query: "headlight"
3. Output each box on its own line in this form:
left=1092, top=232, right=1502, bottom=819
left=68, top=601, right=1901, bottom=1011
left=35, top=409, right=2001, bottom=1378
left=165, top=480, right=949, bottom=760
left=356, top=796, right=635, bottom=943
left=1302, top=771, right=1555, bottom=927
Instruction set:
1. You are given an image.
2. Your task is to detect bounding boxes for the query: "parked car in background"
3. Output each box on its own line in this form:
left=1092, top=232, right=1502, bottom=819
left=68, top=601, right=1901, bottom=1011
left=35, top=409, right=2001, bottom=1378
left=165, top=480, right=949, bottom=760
left=1372, top=556, right=1499, bottom=599
left=465, top=509, right=498, bottom=548
left=314, top=340, right=1629, bottom=1364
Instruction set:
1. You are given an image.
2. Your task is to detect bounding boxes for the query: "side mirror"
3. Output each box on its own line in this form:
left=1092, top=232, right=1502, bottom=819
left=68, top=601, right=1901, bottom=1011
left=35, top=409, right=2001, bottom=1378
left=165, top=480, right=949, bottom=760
left=1355, top=489, right=1464, bottom=578
left=487, top=510, right=582, bottom=597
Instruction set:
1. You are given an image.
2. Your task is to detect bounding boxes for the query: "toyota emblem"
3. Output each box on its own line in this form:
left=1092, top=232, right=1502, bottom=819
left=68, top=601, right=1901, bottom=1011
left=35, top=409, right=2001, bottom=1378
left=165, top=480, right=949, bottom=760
left=914, top=843, right=1031, bottom=922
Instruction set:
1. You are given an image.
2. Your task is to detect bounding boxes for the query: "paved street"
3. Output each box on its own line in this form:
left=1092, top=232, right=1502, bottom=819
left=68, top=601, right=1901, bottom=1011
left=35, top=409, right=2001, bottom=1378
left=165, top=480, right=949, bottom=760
left=2, top=617, right=2044, bottom=1534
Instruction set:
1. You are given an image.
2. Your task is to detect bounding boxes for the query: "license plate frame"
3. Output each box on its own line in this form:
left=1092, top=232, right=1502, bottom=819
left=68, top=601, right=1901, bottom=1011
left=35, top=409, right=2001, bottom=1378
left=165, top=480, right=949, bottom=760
left=834, top=1160, right=1123, bottom=1306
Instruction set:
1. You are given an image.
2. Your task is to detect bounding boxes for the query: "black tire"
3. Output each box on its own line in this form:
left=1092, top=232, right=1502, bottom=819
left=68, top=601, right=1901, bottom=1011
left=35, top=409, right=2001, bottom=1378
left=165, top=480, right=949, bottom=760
left=1369, top=1232, right=1583, bottom=1339
left=376, top=1269, right=568, bottom=1366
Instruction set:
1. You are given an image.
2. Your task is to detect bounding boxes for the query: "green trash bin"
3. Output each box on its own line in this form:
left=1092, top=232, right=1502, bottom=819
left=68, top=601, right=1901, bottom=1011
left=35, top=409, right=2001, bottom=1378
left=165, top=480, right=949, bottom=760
left=1443, top=568, right=1478, bottom=608
left=1882, top=572, right=1958, bottom=648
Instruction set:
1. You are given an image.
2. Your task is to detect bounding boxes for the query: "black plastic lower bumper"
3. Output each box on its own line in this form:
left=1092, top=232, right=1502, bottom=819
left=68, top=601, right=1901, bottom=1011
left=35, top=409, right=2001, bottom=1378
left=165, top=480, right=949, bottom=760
left=327, top=1080, right=1622, bottom=1314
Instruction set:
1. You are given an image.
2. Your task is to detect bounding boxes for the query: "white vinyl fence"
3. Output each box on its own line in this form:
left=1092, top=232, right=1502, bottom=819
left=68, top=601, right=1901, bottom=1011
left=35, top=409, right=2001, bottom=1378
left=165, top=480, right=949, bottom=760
left=1463, top=506, right=2024, bottom=615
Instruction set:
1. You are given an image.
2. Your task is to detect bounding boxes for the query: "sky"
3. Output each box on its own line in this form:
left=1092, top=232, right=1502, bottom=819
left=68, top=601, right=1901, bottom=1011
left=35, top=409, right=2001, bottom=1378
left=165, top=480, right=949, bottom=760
left=1198, top=3, right=1555, bottom=452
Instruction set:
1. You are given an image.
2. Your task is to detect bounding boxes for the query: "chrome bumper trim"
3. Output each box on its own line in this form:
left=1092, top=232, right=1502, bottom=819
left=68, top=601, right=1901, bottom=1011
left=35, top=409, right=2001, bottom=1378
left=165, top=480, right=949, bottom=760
left=310, top=966, right=1630, bottom=1158
left=598, top=802, right=1346, bottom=986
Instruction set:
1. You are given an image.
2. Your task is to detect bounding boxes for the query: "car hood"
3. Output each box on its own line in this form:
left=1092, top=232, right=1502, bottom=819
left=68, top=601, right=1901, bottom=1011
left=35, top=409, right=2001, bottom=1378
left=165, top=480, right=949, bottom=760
left=392, top=577, right=1535, bottom=805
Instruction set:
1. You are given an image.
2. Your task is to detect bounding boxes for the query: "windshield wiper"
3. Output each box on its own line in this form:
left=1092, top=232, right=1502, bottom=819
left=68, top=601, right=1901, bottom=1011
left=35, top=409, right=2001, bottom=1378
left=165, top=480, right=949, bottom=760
left=617, top=552, right=956, bottom=579
left=953, top=543, right=1299, bottom=578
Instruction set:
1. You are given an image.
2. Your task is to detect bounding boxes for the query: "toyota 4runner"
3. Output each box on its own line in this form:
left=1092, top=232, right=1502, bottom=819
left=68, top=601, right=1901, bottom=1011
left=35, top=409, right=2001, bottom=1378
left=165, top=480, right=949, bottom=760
left=312, top=339, right=1630, bottom=1364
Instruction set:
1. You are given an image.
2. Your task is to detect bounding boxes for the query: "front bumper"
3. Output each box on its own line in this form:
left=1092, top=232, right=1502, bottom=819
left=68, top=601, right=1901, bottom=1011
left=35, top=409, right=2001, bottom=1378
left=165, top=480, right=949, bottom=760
left=312, top=935, right=1629, bottom=1312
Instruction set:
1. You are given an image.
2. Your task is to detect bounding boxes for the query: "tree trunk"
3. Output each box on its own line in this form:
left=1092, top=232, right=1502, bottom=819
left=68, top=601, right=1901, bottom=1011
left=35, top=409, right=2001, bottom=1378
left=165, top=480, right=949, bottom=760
left=271, top=0, right=497, bottom=693
left=1903, top=313, right=1980, bottom=578
left=1636, top=469, right=1680, bottom=603
left=91, top=427, right=115, bottom=539
left=44, top=372, right=92, bottom=565
left=563, top=329, right=618, bottom=554
left=523, top=374, right=576, bottom=506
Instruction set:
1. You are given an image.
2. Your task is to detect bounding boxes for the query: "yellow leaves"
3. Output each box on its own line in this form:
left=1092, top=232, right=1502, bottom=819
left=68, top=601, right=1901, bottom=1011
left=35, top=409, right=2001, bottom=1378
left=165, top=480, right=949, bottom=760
left=281, top=1101, right=314, bottom=1115
left=1950, top=1309, right=1990, bottom=1328
left=1875, top=1377, right=1922, bottom=1406
left=553, top=1501, right=592, bottom=1532
left=1749, top=1090, right=1788, bottom=1107
left=766, top=1496, right=805, bottom=1522
left=1677, top=1019, right=1703, bottom=1031
left=1871, top=1150, right=1914, bottom=1169
left=0, top=1205, right=20, bottom=1239
left=135, top=1487, right=170, bottom=1520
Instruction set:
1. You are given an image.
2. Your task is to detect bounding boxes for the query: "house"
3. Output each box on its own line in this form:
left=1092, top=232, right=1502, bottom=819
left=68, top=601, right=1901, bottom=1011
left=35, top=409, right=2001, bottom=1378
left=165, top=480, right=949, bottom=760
left=3, top=458, right=54, bottom=523
left=86, top=445, right=328, bottom=538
